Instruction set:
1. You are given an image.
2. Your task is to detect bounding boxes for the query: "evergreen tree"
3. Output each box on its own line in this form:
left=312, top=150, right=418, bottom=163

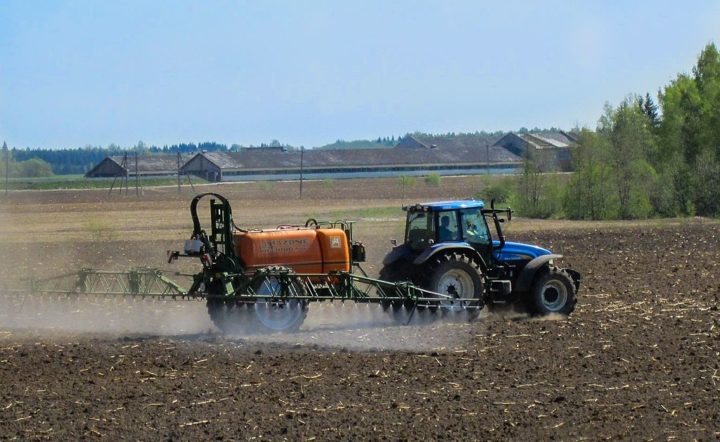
left=640, top=92, right=660, bottom=129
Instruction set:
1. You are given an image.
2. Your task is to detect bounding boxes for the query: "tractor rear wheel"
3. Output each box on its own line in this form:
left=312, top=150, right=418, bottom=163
left=530, top=268, right=576, bottom=316
left=426, top=252, right=485, bottom=320
left=252, top=276, right=308, bottom=333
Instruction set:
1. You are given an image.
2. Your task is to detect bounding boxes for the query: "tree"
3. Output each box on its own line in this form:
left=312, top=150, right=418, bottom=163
left=515, top=149, right=544, bottom=217
left=658, top=43, right=720, bottom=216
left=601, top=98, right=657, bottom=219
left=565, top=99, right=657, bottom=220
left=564, top=129, right=616, bottom=219
left=693, top=43, right=720, bottom=158
left=135, top=140, right=149, bottom=155
left=16, top=158, right=53, bottom=177
left=638, top=92, right=660, bottom=130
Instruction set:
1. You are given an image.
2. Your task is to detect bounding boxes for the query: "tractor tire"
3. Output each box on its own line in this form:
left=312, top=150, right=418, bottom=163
left=207, top=298, right=260, bottom=335
left=378, top=261, right=417, bottom=323
left=426, top=252, right=485, bottom=321
left=530, top=268, right=577, bottom=316
left=206, top=278, right=261, bottom=335
left=252, top=275, right=308, bottom=333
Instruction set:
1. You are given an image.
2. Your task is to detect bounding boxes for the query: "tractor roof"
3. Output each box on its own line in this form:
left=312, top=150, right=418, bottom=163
left=404, top=200, right=485, bottom=212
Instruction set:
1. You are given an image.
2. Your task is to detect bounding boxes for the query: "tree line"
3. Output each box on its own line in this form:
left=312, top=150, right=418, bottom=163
left=2, top=142, right=230, bottom=176
left=509, top=42, right=720, bottom=219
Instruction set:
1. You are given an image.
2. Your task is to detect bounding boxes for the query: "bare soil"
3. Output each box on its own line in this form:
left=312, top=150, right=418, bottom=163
left=0, top=181, right=718, bottom=440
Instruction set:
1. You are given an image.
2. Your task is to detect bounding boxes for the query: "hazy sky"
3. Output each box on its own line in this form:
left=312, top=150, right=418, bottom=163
left=1, top=1, right=719, bottom=149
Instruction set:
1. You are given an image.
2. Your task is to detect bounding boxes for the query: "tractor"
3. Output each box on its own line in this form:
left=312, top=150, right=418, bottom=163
left=163, top=193, right=580, bottom=333
left=380, top=200, right=581, bottom=317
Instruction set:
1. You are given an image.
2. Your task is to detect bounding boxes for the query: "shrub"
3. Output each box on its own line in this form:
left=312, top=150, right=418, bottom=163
left=398, top=175, right=416, bottom=189
left=424, top=173, right=441, bottom=187
left=473, top=176, right=513, bottom=204
left=86, top=218, right=117, bottom=241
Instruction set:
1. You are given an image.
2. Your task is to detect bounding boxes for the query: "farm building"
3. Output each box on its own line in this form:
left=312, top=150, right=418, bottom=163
left=85, top=154, right=192, bottom=178
left=180, top=142, right=523, bottom=182
left=84, top=131, right=576, bottom=182
left=493, top=132, right=577, bottom=171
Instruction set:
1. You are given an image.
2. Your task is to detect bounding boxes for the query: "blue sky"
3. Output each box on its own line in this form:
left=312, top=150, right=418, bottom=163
left=1, top=1, right=719, bottom=149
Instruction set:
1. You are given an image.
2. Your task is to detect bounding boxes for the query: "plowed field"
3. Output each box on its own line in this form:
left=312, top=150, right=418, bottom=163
left=1, top=180, right=718, bottom=440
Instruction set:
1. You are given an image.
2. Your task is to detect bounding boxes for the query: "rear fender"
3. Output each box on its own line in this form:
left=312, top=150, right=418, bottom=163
left=382, top=244, right=416, bottom=266
left=412, top=244, right=486, bottom=271
left=514, top=254, right=563, bottom=293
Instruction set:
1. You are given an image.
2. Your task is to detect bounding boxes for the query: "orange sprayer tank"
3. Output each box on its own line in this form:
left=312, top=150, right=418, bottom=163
left=233, top=227, right=350, bottom=274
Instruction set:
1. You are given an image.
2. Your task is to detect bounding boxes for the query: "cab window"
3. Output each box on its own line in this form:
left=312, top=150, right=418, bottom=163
left=461, top=208, right=490, bottom=245
left=437, top=211, right=460, bottom=241
left=406, top=211, right=434, bottom=250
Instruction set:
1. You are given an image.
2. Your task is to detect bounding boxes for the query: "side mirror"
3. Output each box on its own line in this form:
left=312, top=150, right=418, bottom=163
left=390, top=239, right=397, bottom=246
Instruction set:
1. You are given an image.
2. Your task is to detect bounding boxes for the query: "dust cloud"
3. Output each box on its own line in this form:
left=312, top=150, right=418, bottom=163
left=241, top=303, right=485, bottom=352
left=0, top=294, right=483, bottom=352
left=0, top=294, right=214, bottom=336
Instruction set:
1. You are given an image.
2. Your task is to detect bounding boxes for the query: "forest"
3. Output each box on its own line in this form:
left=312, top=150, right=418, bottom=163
left=508, top=43, right=720, bottom=219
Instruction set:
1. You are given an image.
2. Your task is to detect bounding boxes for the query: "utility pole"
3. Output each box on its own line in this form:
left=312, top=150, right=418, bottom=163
left=485, top=143, right=490, bottom=175
left=299, top=146, right=304, bottom=199
left=176, top=151, right=181, bottom=193
left=3, top=141, right=8, bottom=195
left=135, top=150, right=140, bottom=197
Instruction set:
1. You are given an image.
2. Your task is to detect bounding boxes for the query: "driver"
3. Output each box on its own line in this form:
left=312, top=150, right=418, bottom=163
left=465, top=212, right=488, bottom=243
left=439, top=215, right=454, bottom=241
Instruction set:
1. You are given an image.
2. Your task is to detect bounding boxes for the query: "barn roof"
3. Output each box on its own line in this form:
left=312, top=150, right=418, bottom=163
left=493, top=132, right=578, bottom=150
left=396, top=133, right=503, bottom=150
left=186, top=144, right=521, bottom=172
left=86, top=154, right=192, bottom=177
left=109, top=154, right=192, bottom=173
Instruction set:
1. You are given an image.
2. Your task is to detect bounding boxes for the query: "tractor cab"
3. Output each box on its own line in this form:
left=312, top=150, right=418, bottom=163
left=403, top=200, right=502, bottom=265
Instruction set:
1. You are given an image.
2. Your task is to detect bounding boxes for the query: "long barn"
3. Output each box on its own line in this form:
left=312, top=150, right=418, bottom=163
left=85, top=132, right=576, bottom=182
left=85, top=154, right=192, bottom=178
left=180, top=138, right=524, bottom=182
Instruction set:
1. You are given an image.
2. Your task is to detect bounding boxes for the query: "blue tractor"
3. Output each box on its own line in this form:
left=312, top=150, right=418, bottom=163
left=380, top=200, right=581, bottom=318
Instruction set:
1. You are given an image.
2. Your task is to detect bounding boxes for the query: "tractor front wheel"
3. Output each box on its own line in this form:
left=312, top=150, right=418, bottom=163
left=530, top=268, right=576, bottom=316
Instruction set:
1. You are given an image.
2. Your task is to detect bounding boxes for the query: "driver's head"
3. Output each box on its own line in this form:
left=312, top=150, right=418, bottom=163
left=441, top=216, right=450, bottom=227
